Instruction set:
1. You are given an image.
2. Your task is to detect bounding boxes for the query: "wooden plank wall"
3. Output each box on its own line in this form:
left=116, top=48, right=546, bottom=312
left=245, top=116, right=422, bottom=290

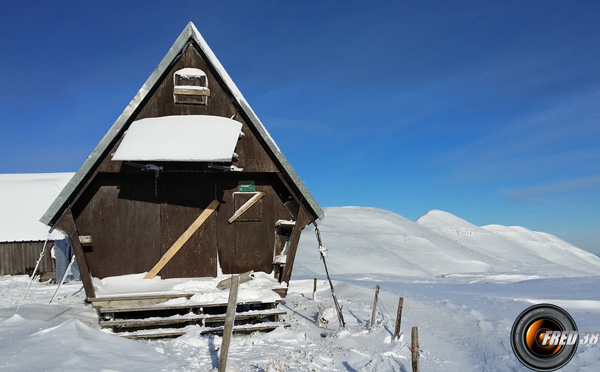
left=54, top=41, right=316, bottom=284
left=0, top=241, right=55, bottom=276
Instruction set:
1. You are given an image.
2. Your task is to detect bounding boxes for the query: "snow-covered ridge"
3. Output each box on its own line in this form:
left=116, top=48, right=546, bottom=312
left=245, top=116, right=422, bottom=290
left=295, top=207, right=600, bottom=279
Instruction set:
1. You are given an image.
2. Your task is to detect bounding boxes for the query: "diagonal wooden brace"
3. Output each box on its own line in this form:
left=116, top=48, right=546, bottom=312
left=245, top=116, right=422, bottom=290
left=145, top=200, right=220, bottom=279
left=228, top=192, right=264, bottom=223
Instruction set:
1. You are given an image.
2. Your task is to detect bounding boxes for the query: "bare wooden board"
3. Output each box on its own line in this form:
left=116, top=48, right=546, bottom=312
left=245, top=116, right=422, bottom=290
left=90, top=294, right=194, bottom=309
left=228, top=192, right=264, bottom=223
left=122, top=330, right=187, bottom=339
left=145, top=200, right=220, bottom=279
left=217, top=270, right=253, bottom=290
left=97, top=299, right=282, bottom=314
left=200, top=322, right=284, bottom=335
left=173, top=87, right=211, bottom=96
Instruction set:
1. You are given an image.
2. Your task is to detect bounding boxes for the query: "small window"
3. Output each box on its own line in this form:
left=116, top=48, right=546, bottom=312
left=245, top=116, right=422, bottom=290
left=173, top=68, right=210, bottom=105
left=233, top=192, right=262, bottom=222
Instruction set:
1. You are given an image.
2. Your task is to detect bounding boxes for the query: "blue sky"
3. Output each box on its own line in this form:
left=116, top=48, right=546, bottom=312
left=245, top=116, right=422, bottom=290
left=1, top=1, right=599, bottom=254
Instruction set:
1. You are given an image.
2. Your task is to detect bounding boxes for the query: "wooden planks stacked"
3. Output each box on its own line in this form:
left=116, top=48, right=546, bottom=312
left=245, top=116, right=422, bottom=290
left=91, top=294, right=285, bottom=340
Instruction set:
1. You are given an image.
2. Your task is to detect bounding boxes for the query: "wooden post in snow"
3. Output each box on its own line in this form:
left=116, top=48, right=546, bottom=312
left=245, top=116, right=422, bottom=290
left=219, top=274, right=240, bottom=372
left=394, top=297, right=404, bottom=339
left=370, top=285, right=380, bottom=330
left=411, top=326, right=419, bottom=372
left=313, top=278, right=317, bottom=301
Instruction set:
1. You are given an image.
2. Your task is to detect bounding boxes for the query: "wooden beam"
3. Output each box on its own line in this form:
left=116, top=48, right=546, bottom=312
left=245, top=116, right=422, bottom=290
left=228, top=192, right=264, bottom=223
left=145, top=200, right=219, bottom=279
left=280, top=207, right=310, bottom=283
left=57, top=208, right=96, bottom=299
left=219, top=274, right=240, bottom=372
left=173, top=87, right=211, bottom=96
left=217, top=270, right=253, bottom=290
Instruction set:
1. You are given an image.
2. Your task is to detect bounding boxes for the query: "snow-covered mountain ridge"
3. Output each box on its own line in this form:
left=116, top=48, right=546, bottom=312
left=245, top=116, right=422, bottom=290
left=295, top=207, right=600, bottom=279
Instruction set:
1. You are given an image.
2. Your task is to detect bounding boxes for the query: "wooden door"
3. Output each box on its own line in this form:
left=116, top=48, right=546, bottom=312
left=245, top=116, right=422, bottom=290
left=159, top=174, right=218, bottom=278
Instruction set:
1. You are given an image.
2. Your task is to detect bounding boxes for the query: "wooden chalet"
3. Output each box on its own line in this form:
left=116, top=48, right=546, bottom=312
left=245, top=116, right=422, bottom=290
left=40, top=23, right=323, bottom=337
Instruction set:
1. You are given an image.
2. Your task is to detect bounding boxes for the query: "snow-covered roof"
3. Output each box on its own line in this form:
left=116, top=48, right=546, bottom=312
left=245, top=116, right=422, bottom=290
left=111, top=115, right=242, bottom=162
left=0, top=173, right=73, bottom=242
left=41, top=22, right=324, bottom=226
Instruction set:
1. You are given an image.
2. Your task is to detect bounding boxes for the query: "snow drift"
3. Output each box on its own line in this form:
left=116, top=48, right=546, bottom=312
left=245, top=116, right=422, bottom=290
left=295, top=207, right=600, bottom=279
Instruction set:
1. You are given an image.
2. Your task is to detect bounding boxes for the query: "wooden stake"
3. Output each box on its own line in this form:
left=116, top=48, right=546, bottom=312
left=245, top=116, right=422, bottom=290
left=411, top=327, right=419, bottom=372
left=313, top=278, right=317, bottom=301
left=219, top=274, right=240, bottom=372
left=370, top=285, right=380, bottom=330
left=394, top=297, right=404, bottom=339
left=145, top=200, right=219, bottom=279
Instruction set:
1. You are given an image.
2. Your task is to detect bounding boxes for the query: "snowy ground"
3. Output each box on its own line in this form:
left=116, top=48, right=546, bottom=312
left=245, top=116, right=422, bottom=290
left=1, top=207, right=599, bottom=371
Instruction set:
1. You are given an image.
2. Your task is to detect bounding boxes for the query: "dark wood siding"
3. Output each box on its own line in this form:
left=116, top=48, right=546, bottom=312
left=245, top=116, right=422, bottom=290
left=0, top=241, right=55, bottom=277
left=53, top=42, right=313, bottom=288
left=159, top=174, right=218, bottom=279
left=216, top=174, right=293, bottom=274
left=73, top=173, right=162, bottom=279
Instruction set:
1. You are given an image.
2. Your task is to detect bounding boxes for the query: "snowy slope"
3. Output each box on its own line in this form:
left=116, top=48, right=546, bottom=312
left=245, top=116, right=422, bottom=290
left=0, top=173, right=74, bottom=242
left=295, top=207, right=600, bottom=279
left=2, top=206, right=600, bottom=372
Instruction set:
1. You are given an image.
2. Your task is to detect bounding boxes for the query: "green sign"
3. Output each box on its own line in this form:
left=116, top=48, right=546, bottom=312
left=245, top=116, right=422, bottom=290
left=239, top=180, right=255, bottom=192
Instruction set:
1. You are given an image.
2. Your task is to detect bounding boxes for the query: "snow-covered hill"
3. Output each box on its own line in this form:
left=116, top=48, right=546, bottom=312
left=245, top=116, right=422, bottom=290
left=295, top=207, right=600, bottom=279
left=2, top=206, right=600, bottom=371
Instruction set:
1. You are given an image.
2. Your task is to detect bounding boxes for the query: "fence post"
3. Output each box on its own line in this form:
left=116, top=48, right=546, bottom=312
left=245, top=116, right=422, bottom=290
left=219, top=274, right=240, bottom=372
left=411, top=326, right=419, bottom=372
left=313, top=278, right=317, bottom=301
left=369, top=285, right=380, bottom=330
left=394, top=297, right=404, bottom=339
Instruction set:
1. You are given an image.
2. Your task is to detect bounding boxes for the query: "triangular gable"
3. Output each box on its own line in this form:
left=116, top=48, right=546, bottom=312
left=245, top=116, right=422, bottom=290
left=41, top=22, right=323, bottom=226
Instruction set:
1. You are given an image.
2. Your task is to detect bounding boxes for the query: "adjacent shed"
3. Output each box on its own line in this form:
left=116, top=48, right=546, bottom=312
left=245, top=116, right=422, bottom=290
left=41, top=22, right=324, bottom=301
left=0, top=173, right=74, bottom=280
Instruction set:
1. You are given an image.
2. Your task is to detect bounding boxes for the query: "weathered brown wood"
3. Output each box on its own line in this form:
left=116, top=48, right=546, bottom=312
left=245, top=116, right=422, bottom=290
left=58, top=208, right=96, bottom=298
left=42, top=39, right=321, bottom=300
left=228, top=192, right=265, bottom=223
left=411, top=327, right=419, bottom=372
left=0, top=241, right=55, bottom=276
left=217, top=270, right=253, bottom=290
left=200, top=322, right=282, bottom=335
left=370, top=285, right=380, bottom=330
left=90, top=294, right=194, bottom=309
left=313, top=278, right=317, bottom=301
left=122, top=331, right=187, bottom=340
left=280, top=207, right=310, bottom=283
left=72, top=173, right=163, bottom=279
left=219, top=274, right=240, bottom=372
left=145, top=200, right=220, bottom=279
left=96, top=298, right=281, bottom=314
left=173, top=86, right=210, bottom=96
left=394, top=297, right=404, bottom=339
left=159, top=174, right=218, bottom=279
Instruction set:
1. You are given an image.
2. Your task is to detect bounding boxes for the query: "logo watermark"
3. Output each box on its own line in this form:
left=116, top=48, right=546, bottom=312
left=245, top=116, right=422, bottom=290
left=511, top=304, right=597, bottom=371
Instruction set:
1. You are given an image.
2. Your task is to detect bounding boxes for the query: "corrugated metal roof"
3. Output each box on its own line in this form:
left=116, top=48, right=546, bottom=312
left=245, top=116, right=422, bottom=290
left=40, top=22, right=323, bottom=226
